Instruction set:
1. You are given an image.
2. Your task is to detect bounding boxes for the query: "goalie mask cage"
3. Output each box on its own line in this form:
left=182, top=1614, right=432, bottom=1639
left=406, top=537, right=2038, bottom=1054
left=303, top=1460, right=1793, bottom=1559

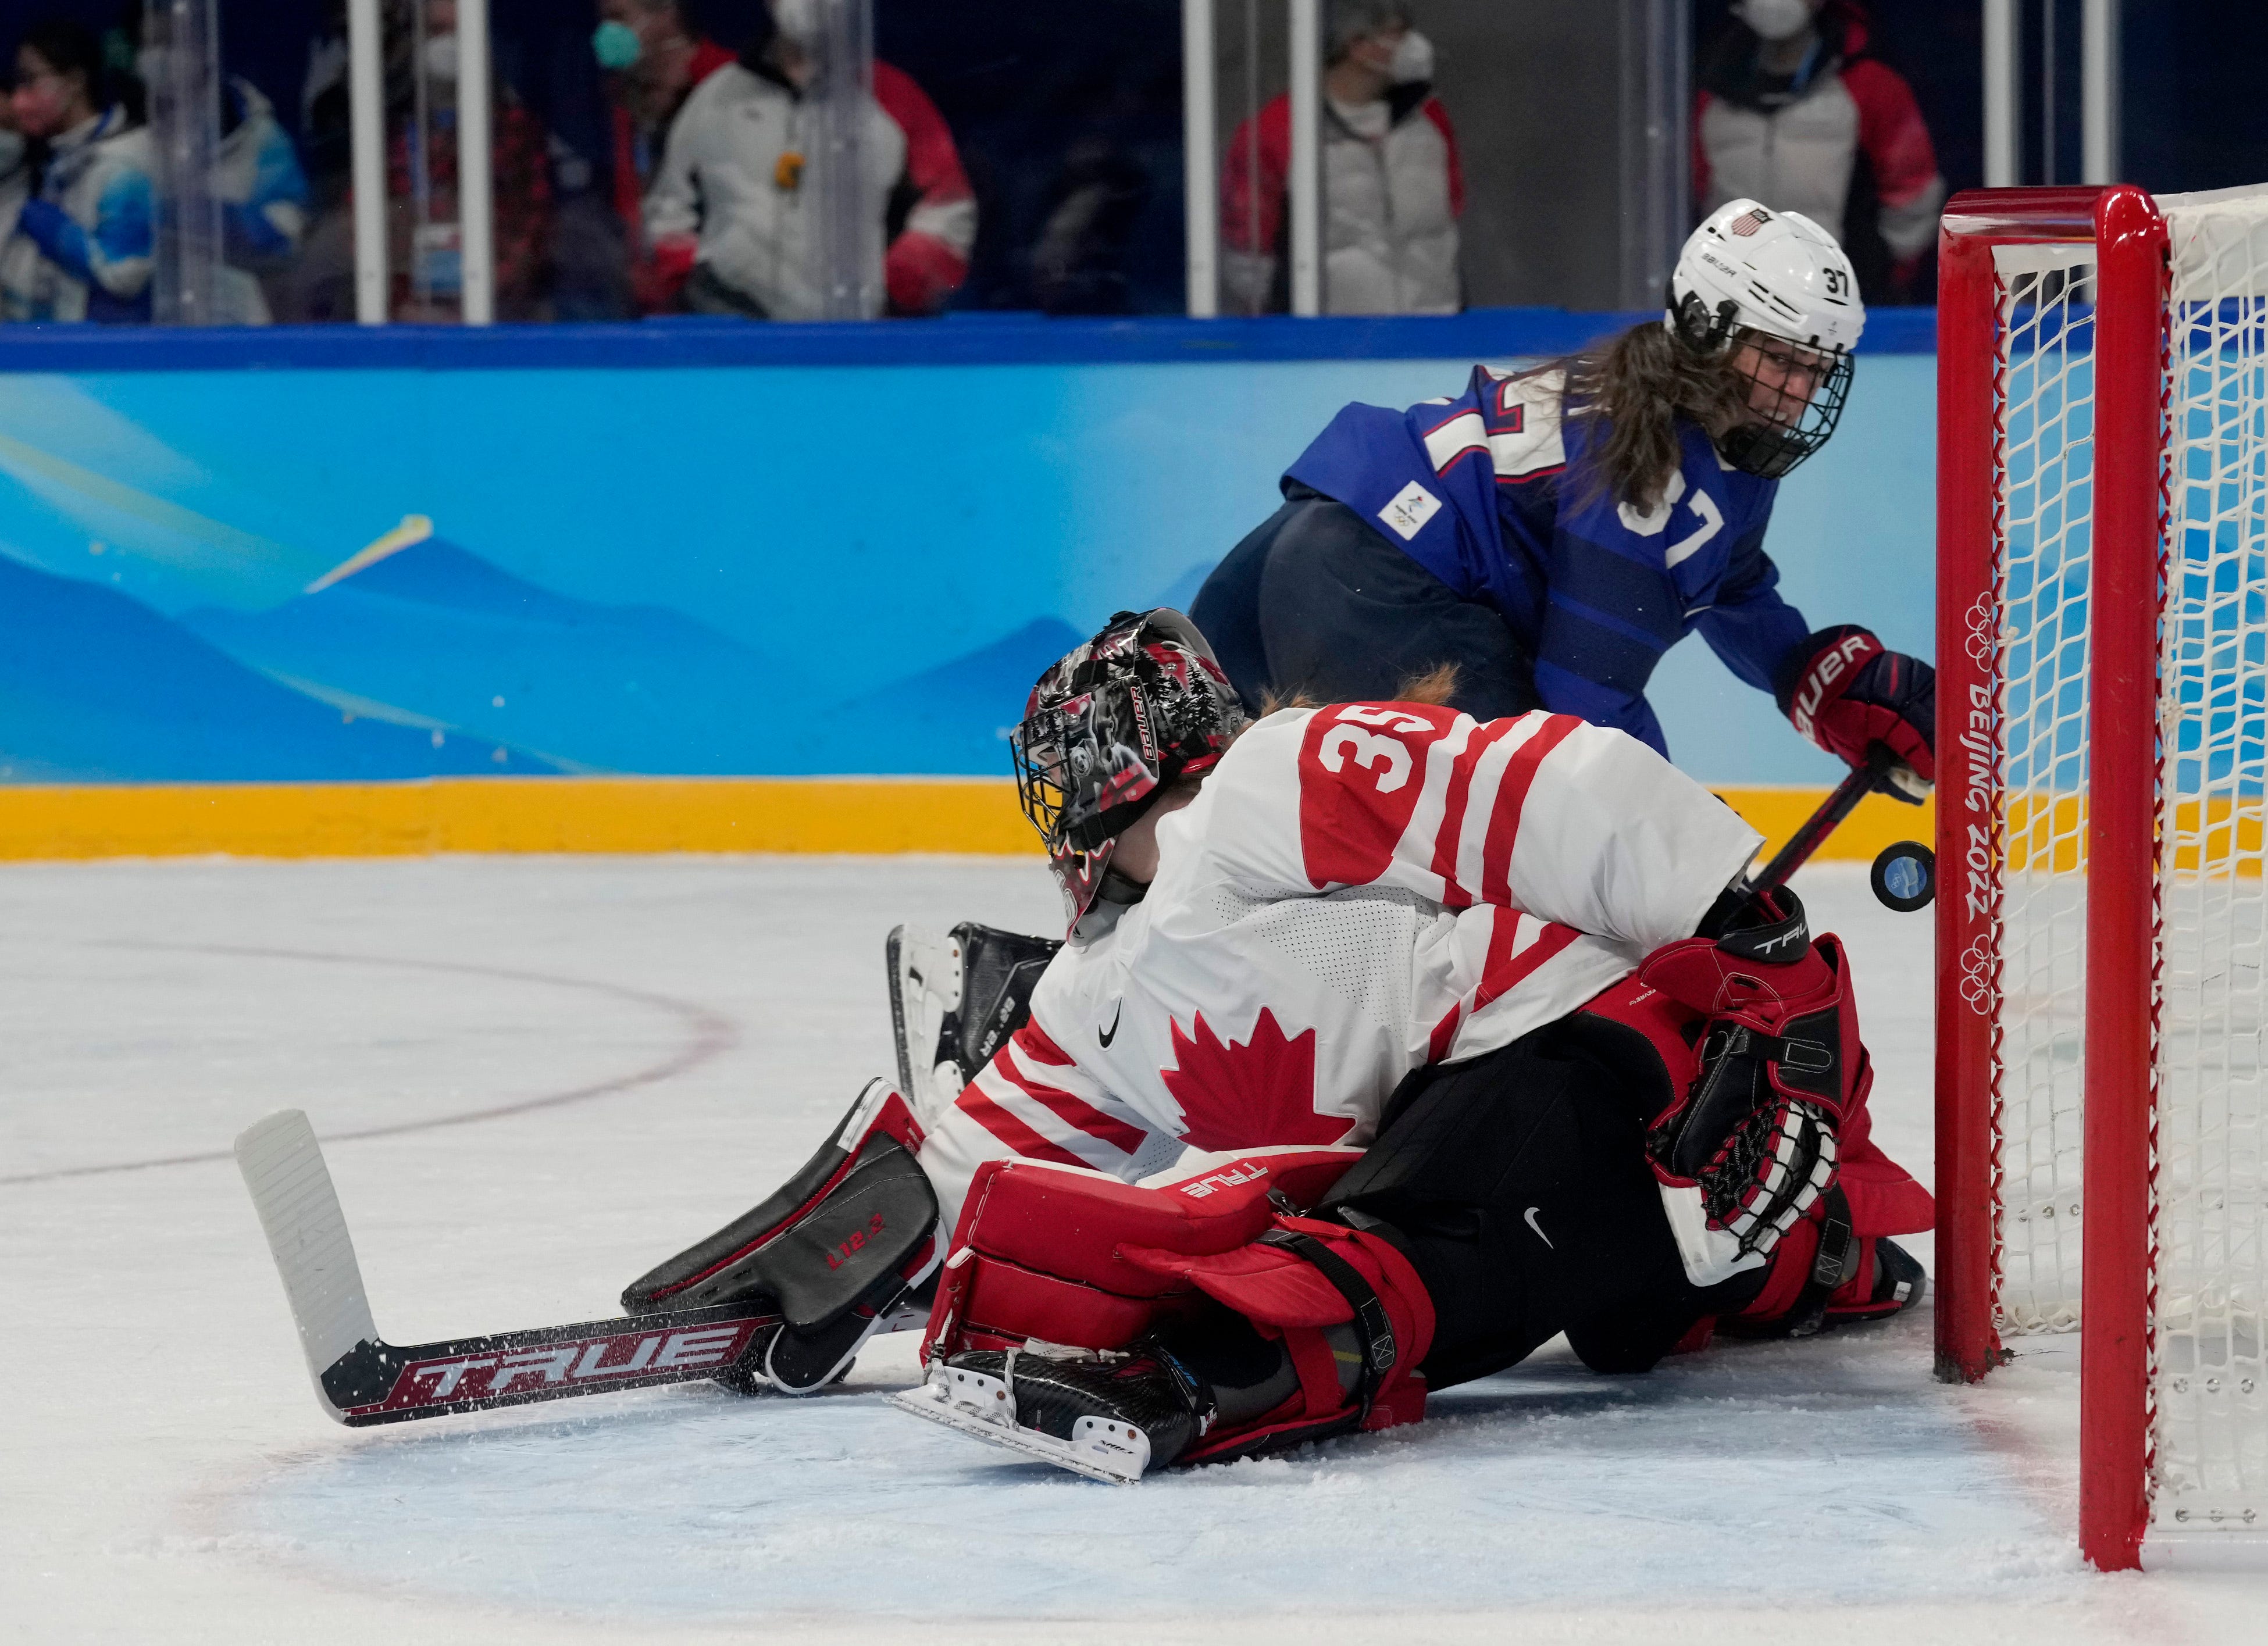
left=1937, top=183, right=2268, bottom=1572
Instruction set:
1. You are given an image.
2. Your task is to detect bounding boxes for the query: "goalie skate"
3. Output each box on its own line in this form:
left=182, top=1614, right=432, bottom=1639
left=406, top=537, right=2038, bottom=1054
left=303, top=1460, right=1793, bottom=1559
left=891, top=1356, right=1156, bottom=1485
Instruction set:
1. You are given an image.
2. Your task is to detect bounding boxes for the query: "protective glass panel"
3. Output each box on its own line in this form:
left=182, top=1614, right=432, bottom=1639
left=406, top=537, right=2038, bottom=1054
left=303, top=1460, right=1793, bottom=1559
left=1193, top=0, right=1685, bottom=316
left=798, top=0, right=884, bottom=320
left=146, top=0, right=227, bottom=324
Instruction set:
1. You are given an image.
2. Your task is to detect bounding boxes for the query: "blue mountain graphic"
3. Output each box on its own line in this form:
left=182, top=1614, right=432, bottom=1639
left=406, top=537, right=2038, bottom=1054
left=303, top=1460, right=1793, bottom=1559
left=181, top=538, right=790, bottom=774
left=812, top=616, right=1083, bottom=774
left=0, top=553, right=553, bottom=782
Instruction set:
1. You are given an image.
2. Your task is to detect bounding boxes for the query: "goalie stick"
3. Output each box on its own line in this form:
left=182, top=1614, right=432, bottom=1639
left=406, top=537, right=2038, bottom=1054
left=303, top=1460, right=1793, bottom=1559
left=234, top=1109, right=782, bottom=1428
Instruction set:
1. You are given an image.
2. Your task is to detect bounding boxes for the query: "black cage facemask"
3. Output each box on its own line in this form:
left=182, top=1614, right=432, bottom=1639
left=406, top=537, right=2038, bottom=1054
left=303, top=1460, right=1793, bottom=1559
left=1670, top=288, right=1854, bottom=482
left=1011, top=609, right=1246, bottom=931
left=1716, top=334, right=1854, bottom=480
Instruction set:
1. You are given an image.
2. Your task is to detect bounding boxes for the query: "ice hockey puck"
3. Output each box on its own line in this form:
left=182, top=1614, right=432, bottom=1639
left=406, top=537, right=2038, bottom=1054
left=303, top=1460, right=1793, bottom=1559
left=1871, top=841, right=1935, bottom=912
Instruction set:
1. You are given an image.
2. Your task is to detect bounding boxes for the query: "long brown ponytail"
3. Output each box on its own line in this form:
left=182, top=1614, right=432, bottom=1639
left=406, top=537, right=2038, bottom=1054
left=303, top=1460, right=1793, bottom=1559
left=1552, top=322, right=1752, bottom=514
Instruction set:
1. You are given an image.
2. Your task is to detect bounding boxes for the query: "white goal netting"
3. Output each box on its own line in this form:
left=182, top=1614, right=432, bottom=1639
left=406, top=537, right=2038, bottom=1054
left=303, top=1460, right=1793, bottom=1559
left=1988, top=187, right=2268, bottom=1536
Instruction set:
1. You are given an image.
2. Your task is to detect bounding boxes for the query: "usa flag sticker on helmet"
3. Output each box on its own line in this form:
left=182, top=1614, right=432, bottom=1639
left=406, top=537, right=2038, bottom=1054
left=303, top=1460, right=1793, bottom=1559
left=1729, top=208, right=1770, bottom=236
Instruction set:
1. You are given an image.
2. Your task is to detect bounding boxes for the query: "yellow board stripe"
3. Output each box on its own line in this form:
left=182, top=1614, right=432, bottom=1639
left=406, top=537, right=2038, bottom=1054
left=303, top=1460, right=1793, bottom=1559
left=0, top=777, right=1039, bottom=859
left=0, top=777, right=1937, bottom=865
left=1710, top=785, right=1938, bottom=874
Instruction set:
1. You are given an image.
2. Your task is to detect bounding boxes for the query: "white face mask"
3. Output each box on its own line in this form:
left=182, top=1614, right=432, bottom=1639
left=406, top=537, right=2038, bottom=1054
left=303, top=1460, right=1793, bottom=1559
left=422, top=31, right=459, bottom=83
left=1389, top=29, right=1435, bottom=85
left=1738, top=0, right=1816, bottom=43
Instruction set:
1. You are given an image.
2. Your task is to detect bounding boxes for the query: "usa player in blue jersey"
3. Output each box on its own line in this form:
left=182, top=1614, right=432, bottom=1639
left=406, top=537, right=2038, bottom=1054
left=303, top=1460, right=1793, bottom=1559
left=1192, top=198, right=1934, bottom=792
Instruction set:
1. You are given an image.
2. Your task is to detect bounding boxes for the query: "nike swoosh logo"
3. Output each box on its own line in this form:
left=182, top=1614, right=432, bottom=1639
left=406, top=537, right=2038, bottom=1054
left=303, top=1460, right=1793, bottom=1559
left=1524, top=1206, right=1554, bottom=1249
left=1098, top=1002, right=1123, bottom=1048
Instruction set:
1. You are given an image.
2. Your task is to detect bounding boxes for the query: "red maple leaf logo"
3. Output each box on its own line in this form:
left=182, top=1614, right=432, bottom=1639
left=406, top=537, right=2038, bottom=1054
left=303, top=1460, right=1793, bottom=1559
left=1160, top=1009, right=1350, bottom=1151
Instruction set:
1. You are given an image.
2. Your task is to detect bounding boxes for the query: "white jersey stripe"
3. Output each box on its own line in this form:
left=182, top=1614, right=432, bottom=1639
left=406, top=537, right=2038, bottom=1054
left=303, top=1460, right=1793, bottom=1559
left=1386, top=713, right=1475, bottom=902
left=1453, top=715, right=1542, bottom=904
left=968, top=1064, right=1133, bottom=1171
left=1422, top=410, right=1489, bottom=473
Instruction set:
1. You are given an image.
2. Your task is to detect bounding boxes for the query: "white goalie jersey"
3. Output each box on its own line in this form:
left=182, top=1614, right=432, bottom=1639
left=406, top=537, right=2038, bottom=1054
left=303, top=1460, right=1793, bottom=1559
left=919, top=702, right=1764, bottom=1235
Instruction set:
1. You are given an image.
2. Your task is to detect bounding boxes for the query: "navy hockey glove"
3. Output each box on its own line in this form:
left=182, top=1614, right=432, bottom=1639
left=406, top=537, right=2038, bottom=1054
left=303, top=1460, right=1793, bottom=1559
left=1777, top=625, right=1935, bottom=787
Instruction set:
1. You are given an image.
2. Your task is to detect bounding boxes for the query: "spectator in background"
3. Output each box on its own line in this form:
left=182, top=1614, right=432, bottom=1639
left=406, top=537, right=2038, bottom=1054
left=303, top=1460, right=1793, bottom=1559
left=99, top=3, right=308, bottom=324
left=213, top=76, right=312, bottom=323
left=388, top=0, right=551, bottom=320
left=593, top=0, right=733, bottom=314
left=0, top=18, right=151, bottom=323
left=0, top=85, right=27, bottom=254
left=1030, top=138, right=1152, bottom=315
left=870, top=51, right=974, bottom=316
left=1220, top=0, right=1462, bottom=316
left=1695, top=0, right=1944, bottom=304
left=644, top=0, right=972, bottom=319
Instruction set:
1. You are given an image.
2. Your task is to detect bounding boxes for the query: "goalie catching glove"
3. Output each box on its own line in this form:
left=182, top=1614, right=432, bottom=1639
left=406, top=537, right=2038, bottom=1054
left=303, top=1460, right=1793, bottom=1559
left=1777, top=624, right=1935, bottom=795
left=1638, top=888, right=1858, bottom=1286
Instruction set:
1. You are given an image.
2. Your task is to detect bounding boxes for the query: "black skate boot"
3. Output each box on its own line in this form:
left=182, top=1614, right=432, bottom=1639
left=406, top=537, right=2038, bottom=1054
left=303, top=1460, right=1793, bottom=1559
left=1723, top=1204, right=1930, bottom=1340
left=1821, top=1235, right=1927, bottom=1327
left=893, top=1341, right=1215, bottom=1483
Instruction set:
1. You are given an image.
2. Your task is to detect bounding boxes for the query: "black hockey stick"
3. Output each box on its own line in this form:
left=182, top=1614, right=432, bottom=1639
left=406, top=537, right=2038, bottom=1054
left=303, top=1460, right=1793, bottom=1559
left=235, top=1109, right=780, bottom=1428
left=1728, top=744, right=1936, bottom=916
left=1747, top=743, right=1907, bottom=896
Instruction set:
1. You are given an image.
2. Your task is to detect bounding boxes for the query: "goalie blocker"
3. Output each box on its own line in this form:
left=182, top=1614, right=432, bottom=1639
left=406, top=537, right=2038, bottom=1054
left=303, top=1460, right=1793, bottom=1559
left=621, top=1079, right=944, bottom=1393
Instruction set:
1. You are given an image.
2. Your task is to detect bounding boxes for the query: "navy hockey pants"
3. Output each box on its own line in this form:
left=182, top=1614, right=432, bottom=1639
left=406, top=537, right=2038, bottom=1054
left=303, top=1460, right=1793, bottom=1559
left=1318, top=1019, right=1765, bottom=1388
left=1189, top=487, right=1543, bottom=722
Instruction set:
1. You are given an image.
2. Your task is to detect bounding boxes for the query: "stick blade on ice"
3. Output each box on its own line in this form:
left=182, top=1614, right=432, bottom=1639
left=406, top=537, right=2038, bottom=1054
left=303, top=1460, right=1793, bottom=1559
left=234, top=1108, right=375, bottom=1424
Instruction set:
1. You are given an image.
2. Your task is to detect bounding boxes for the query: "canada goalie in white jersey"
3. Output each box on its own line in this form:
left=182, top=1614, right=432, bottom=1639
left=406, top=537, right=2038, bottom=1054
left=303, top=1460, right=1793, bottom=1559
left=622, top=609, right=1932, bottom=1478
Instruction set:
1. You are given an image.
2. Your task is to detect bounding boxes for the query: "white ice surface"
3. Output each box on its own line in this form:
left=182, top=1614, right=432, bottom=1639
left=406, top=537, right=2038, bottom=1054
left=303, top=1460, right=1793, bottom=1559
left=1, top=855, right=2261, bottom=1644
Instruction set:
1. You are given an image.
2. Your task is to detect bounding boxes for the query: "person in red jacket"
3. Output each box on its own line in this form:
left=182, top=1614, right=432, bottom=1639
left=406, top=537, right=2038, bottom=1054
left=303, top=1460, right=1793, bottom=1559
left=597, top=0, right=974, bottom=317
left=1693, top=0, right=1944, bottom=304
left=870, top=58, right=975, bottom=316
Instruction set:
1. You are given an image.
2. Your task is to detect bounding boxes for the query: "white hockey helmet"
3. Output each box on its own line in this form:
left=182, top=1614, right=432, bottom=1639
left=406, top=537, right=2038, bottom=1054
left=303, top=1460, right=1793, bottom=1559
left=1666, top=199, right=1864, bottom=478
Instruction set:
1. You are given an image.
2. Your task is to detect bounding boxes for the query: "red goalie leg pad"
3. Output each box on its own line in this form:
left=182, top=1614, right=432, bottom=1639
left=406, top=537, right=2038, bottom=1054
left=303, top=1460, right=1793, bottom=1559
left=1119, top=1214, right=1436, bottom=1459
left=921, top=1147, right=1364, bottom=1360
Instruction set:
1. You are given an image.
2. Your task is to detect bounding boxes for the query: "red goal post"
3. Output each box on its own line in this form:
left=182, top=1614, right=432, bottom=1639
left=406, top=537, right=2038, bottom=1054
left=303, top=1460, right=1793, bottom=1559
left=1935, top=184, right=2268, bottom=1571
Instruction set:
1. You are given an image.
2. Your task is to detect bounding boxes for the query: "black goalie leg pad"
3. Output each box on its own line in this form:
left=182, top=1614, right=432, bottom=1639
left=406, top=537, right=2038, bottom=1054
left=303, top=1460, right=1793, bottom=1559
left=621, top=1080, right=941, bottom=1390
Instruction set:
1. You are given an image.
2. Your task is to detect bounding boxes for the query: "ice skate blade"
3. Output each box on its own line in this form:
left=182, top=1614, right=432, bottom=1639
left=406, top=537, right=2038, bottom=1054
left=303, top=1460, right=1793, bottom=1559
left=890, top=1367, right=1151, bottom=1484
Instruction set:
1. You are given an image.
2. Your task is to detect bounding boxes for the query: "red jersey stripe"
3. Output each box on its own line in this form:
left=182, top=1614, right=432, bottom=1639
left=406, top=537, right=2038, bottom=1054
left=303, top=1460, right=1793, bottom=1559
left=1429, top=716, right=1523, bottom=905
left=1011, top=1019, right=1075, bottom=1066
left=995, top=1053, right=1150, bottom=1155
left=1427, top=1002, right=1463, bottom=1062
left=1471, top=915, right=1584, bottom=1016
left=954, top=1088, right=1093, bottom=1171
left=1480, top=713, right=1581, bottom=907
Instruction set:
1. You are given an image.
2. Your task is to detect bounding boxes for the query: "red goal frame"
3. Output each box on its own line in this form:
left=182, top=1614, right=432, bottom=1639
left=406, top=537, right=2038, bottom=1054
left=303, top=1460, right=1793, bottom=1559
left=1934, top=184, right=2169, bottom=1572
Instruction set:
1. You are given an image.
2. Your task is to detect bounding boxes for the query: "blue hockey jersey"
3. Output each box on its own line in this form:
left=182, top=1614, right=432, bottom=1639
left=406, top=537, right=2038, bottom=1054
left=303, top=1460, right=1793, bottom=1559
left=1282, top=363, right=1811, bottom=755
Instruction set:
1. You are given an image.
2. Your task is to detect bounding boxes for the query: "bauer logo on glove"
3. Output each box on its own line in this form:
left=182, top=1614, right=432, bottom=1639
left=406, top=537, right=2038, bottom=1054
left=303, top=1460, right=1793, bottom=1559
left=1777, top=624, right=1937, bottom=789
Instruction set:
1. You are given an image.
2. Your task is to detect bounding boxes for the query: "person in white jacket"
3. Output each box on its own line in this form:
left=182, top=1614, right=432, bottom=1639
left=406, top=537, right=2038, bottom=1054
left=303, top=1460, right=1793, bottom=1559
left=642, top=3, right=901, bottom=320
left=1220, top=0, right=1464, bottom=315
left=0, top=19, right=152, bottom=323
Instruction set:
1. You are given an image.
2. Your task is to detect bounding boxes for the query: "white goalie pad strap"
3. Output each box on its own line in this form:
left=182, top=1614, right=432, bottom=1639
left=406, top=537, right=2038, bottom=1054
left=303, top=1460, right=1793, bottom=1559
left=1659, top=1182, right=1771, bottom=1290
left=234, top=1108, right=377, bottom=1418
left=891, top=1365, right=1151, bottom=1484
